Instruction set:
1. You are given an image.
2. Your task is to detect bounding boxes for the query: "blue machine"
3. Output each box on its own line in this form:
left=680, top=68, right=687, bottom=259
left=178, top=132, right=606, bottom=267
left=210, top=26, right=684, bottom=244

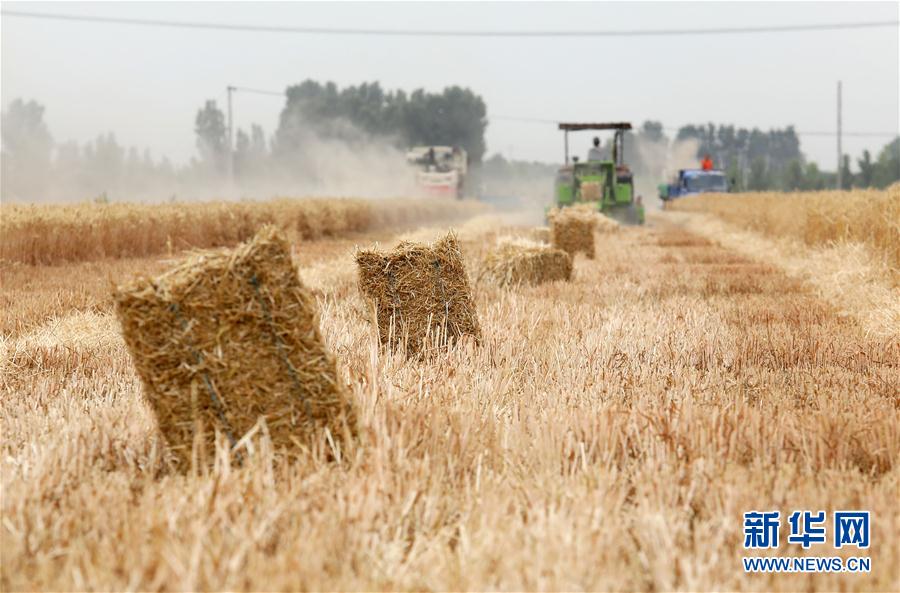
left=659, top=169, right=730, bottom=201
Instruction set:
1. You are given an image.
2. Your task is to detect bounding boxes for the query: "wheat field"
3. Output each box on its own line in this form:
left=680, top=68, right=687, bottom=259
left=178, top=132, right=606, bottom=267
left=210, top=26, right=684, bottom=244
left=668, top=187, right=900, bottom=278
left=0, top=197, right=487, bottom=265
left=1, top=194, right=898, bottom=591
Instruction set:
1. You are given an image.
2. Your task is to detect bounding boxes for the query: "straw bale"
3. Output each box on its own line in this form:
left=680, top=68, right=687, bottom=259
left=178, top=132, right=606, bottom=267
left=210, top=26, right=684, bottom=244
left=114, top=225, right=355, bottom=471
left=548, top=206, right=597, bottom=259
left=355, top=233, right=481, bottom=355
left=581, top=182, right=601, bottom=202
left=480, top=238, right=573, bottom=287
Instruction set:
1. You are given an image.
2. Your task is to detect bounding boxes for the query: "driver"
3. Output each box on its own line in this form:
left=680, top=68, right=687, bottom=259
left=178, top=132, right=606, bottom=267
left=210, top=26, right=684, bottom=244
left=587, top=137, right=604, bottom=161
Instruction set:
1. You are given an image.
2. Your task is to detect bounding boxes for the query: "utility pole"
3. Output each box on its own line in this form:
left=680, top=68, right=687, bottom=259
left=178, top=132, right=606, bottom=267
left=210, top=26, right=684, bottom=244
left=226, top=85, right=235, bottom=185
left=836, top=81, right=842, bottom=190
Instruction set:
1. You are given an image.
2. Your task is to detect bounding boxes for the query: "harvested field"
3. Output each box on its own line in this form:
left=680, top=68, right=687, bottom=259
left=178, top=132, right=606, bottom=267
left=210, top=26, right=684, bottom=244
left=1, top=209, right=898, bottom=591
left=669, top=187, right=900, bottom=274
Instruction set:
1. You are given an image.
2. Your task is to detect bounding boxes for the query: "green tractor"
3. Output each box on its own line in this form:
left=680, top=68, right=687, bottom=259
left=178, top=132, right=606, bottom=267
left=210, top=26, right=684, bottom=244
left=553, top=122, right=644, bottom=225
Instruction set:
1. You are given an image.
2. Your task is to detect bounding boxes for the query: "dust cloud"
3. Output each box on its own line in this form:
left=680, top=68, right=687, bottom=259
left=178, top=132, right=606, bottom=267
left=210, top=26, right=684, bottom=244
left=632, top=136, right=701, bottom=209
left=473, top=135, right=702, bottom=221
left=1, top=119, right=422, bottom=204
left=3, top=111, right=701, bottom=209
left=268, top=124, right=419, bottom=199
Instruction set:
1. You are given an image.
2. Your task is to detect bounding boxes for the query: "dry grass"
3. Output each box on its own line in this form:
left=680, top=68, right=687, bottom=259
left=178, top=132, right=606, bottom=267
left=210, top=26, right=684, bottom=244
left=668, top=187, right=900, bottom=277
left=0, top=197, right=486, bottom=266
left=1, top=214, right=898, bottom=591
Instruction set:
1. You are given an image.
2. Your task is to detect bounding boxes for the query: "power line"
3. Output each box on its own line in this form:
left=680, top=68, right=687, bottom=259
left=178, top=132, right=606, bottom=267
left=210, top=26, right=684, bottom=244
left=2, top=9, right=898, bottom=37
left=209, top=96, right=899, bottom=138
left=230, top=86, right=285, bottom=97
left=658, top=126, right=895, bottom=138
left=491, top=115, right=559, bottom=124
left=790, top=131, right=895, bottom=138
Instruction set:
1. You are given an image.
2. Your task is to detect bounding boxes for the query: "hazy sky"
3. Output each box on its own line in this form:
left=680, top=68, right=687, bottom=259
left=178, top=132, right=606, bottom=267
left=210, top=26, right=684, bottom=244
left=3, top=1, right=898, bottom=167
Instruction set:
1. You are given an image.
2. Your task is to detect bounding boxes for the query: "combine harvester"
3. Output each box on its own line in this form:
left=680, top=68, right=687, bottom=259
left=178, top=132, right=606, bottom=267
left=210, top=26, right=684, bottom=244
left=553, top=122, right=644, bottom=225
left=406, top=145, right=468, bottom=199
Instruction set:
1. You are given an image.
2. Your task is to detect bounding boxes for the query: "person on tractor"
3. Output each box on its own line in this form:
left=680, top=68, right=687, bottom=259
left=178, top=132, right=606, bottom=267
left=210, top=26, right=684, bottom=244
left=701, top=154, right=714, bottom=171
left=588, top=137, right=604, bottom=161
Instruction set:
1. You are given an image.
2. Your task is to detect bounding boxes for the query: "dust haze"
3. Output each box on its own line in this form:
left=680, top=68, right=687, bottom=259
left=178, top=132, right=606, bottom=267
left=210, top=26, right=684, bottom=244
left=475, top=133, right=703, bottom=222
left=1, top=118, right=423, bottom=203
left=3, top=101, right=700, bottom=207
left=632, top=136, right=702, bottom=209
left=272, top=128, right=419, bottom=199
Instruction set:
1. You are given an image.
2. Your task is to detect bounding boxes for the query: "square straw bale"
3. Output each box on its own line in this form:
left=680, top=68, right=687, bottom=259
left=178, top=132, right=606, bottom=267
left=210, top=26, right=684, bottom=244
left=479, top=237, right=573, bottom=287
left=114, top=225, right=356, bottom=471
left=355, top=233, right=481, bottom=355
left=548, top=206, right=598, bottom=259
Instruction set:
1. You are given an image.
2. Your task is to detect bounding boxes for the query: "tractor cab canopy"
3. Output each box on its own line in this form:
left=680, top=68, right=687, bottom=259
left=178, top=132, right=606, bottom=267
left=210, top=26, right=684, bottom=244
left=558, top=123, right=633, bottom=132
left=557, top=122, right=632, bottom=167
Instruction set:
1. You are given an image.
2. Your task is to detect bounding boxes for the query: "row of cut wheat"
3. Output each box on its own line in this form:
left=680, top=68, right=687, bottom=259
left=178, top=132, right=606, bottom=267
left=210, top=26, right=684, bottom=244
left=668, top=187, right=900, bottom=275
left=0, top=197, right=487, bottom=265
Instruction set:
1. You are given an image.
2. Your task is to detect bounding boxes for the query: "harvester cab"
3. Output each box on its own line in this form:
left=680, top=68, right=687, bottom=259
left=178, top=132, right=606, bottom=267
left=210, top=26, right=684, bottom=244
left=406, top=145, right=468, bottom=199
left=554, top=122, right=644, bottom=225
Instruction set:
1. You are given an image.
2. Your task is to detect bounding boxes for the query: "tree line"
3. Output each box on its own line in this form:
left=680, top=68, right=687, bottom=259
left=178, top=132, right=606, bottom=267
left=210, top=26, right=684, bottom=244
left=611, top=121, right=899, bottom=191
left=2, top=83, right=898, bottom=201
left=193, top=81, right=487, bottom=185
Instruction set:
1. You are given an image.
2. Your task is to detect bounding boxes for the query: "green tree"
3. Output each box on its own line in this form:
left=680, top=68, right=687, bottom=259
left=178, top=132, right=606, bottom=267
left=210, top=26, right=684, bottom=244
left=801, top=162, right=829, bottom=190
left=726, top=160, right=743, bottom=191
left=856, top=150, right=875, bottom=188
left=676, top=123, right=802, bottom=190
left=275, top=80, right=487, bottom=163
left=82, top=133, right=125, bottom=196
left=840, top=155, right=853, bottom=189
left=639, top=120, right=666, bottom=144
left=782, top=159, right=804, bottom=191
left=195, top=100, right=228, bottom=173
left=872, top=137, right=900, bottom=188
left=1, top=98, right=53, bottom=198
left=235, top=124, right=269, bottom=180
left=747, top=157, right=769, bottom=191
